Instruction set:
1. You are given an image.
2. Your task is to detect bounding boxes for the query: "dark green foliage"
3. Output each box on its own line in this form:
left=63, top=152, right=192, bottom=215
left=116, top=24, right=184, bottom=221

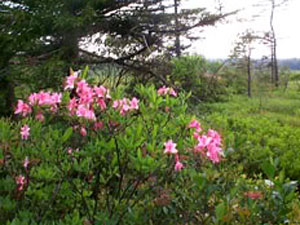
left=169, top=56, right=228, bottom=103
left=200, top=94, right=300, bottom=180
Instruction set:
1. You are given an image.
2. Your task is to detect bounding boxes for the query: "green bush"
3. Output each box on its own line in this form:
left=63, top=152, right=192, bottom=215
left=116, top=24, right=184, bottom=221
left=203, top=99, right=300, bottom=181
left=170, top=56, right=228, bottom=102
left=0, top=70, right=299, bottom=224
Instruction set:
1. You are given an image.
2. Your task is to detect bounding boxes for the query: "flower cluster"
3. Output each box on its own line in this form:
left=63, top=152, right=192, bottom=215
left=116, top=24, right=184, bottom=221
left=14, top=100, right=32, bottom=117
left=20, top=125, right=30, bottom=140
left=189, top=120, right=223, bottom=164
left=15, top=175, right=26, bottom=191
left=14, top=70, right=140, bottom=139
left=157, top=86, right=177, bottom=97
left=163, top=140, right=184, bottom=171
left=113, top=97, right=139, bottom=115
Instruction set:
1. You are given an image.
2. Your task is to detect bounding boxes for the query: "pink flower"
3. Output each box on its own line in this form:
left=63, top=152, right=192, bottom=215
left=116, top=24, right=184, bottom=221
left=76, top=80, right=89, bottom=95
left=175, top=160, right=184, bottom=171
left=188, top=119, right=202, bottom=132
left=80, top=126, right=87, bottom=137
left=157, top=86, right=169, bottom=95
left=37, top=91, right=53, bottom=105
left=130, top=97, right=139, bottom=110
left=23, top=157, right=29, bottom=169
left=112, top=100, right=120, bottom=109
left=76, top=104, right=96, bottom=121
left=206, top=143, right=222, bottom=164
left=106, top=89, right=111, bottom=99
left=157, top=86, right=177, bottom=97
left=174, top=154, right=184, bottom=171
left=67, top=147, right=73, bottom=155
left=35, top=112, right=45, bottom=122
left=113, top=98, right=134, bottom=115
left=51, top=92, right=62, bottom=104
left=193, top=132, right=200, bottom=140
left=94, top=121, right=104, bottom=130
left=164, top=140, right=178, bottom=154
left=20, top=125, right=30, bottom=140
left=97, top=98, right=107, bottom=111
left=207, top=129, right=221, bottom=146
left=67, top=97, right=78, bottom=115
left=244, top=191, right=263, bottom=200
left=169, top=88, right=177, bottom=97
left=94, top=86, right=107, bottom=98
left=64, top=73, right=78, bottom=90
left=78, top=86, right=94, bottom=106
left=28, top=93, right=39, bottom=105
left=15, top=100, right=32, bottom=117
left=16, top=175, right=26, bottom=191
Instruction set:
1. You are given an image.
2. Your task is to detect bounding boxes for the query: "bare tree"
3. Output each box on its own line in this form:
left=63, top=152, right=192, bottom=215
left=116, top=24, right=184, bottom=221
left=267, top=0, right=288, bottom=86
left=231, top=30, right=259, bottom=98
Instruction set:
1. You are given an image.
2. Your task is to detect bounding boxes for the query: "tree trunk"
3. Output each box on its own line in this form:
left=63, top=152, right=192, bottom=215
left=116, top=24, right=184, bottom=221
left=270, top=0, right=279, bottom=87
left=174, top=0, right=181, bottom=57
left=247, top=54, right=252, bottom=98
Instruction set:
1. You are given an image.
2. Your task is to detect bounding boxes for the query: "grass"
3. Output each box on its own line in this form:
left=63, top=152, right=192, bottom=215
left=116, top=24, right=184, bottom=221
left=197, top=86, right=300, bottom=128
left=192, top=84, right=300, bottom=180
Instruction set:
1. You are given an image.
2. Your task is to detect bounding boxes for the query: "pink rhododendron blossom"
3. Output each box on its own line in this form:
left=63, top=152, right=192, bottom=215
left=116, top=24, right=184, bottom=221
left=174, top=154, right=184, bottom=171
left=97, top=98, right=107, bottom=111
left=20, top=125, right=30, bottom=140
left=77, top=86, right=94, bottom=106
left=112, top=100, right=120, bottom=109
left=175, top=160, right=184, bottom=171
left=67, top=147, right=73, bottom=155
left=35, top=112, right=45, bottom=122
left=207, top=129, right=221, bottom=146
left=15, top=100, right=32, bottom=117
left=67, top=97, right=78, bottom=115
left=51, top=92, right=62, bottom=104
left=16, top=175, right=26, bottom=191
left=28, top=93, right=39, bottom=105
left=80, top=126, right=87, bottom=137
left=164, top=140, right=178, bottom=154
left=206, top=143, right=222, bottom=163
left=193, top=132, right=201, bottom=140
left=50, top=105, right=58, bottom=113
left=193, top=129, right=223, bottom=163
left=188, top=119, right=202, bottom=132
left=28, top=91, right=62, bottom=107
left=64, top=72, right=78, bottom=90
left=23, top=157, right=29, bottom=169
left=157, top=86, right=169, bottom=95
left=76, top=80, right=89, bottom=95
left=36, top=91, right=53, bottom=105
left=157, top=86, right=177, bottom=97
left=113, top=97, right=139, bottom=115
left=105, top=89, right=111, bottom=99
left=94, top=86, right=107, bottom=98
left=76, top=104, right=96, bottom=121
left=169, top=88, right=177, bottom=97
left=130, top=97, right=139, bottom=110
left=94, top=121, right=104, bottom=130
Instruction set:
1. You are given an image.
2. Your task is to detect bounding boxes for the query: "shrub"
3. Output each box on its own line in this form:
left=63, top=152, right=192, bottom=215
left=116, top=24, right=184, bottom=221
left=170, top=56, right=228, bottom=103
left=0, top=69, right=298, bottom=224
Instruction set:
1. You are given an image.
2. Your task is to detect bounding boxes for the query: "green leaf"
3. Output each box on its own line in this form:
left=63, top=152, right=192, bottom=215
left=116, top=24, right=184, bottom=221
left=215, top=202, right=226, bottom=222
left=62, top=127, right=73, bottom=143
left=81, top=65, right=89, bottom=79
left=261, top=161, right=275, bottom=179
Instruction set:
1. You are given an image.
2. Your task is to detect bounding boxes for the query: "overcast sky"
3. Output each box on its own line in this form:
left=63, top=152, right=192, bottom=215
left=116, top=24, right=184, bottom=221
left=182, top=0, right=300, bottom=59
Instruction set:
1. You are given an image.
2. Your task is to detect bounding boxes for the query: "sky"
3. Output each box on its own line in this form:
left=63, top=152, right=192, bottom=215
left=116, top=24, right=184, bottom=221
left=182, top=0, right=300, bottom=59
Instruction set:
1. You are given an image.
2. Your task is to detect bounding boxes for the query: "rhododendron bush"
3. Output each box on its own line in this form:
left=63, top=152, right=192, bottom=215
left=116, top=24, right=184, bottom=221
left=0, top=70, right=299, bottom=224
